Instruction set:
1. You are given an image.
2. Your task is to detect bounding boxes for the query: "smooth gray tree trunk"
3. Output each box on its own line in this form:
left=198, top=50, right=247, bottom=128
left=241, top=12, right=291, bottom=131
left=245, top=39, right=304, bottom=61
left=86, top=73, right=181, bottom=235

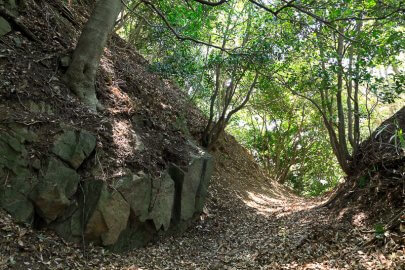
left=64, top=0, right=123, bottom=111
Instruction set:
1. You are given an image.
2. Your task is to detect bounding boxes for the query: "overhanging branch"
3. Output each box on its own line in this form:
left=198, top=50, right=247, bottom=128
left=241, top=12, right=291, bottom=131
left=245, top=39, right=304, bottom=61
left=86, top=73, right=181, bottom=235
left=192, top=0, right=228, bottom=6
left=249, top=0, right=296, bottom=17
left=138, top=0, right=234, bottom=51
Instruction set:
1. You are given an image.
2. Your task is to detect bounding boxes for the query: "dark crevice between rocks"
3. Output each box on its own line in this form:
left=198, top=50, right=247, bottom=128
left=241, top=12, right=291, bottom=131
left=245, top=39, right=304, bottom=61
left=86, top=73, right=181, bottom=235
left=196, top=158, right=208, bottom=212
left=169, top=164, right=184, bottom=227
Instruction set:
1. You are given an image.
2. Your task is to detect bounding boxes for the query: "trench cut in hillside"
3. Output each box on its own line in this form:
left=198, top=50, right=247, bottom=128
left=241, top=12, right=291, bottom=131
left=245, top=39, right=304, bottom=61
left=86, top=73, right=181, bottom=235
left=0, top=0, right=404, bottom=269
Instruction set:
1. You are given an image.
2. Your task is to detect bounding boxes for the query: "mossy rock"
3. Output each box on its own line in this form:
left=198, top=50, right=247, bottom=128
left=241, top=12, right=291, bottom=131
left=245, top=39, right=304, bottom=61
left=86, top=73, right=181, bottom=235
left=0, top=128, right=37, bottom=224
left=30, top=158, right=80, bottom=223
left=147, top=172, right=175, bottom=231
left=108, top=221, right=155, bottom=252
left=83, top=180, right=130, bottom=246
left=0, top=168, right=36, bottom=224
left=194, top=152, right=213, bottom=213
left=52, top=129, right=96, bottom=169
left=0, top=132, right=28, bottom=174
left=169, top=143, right=213, bottom=225
left=25, top=100, right=54, bottom=115
left=0, top=17, right=11, bottom=37
left=52, top=202, right=82, bottom=242
left=113, top=171, right=151, bottom=222
left=1, top=0, right=22, bottom=14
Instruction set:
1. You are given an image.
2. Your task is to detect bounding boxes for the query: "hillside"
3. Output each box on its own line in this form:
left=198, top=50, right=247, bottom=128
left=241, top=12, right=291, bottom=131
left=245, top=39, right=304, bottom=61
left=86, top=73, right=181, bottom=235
left=326, top=106, right=405, bottom=229
left=1, top=0, right=213, bottom=253
left=0, top=0, right=404, bottom=269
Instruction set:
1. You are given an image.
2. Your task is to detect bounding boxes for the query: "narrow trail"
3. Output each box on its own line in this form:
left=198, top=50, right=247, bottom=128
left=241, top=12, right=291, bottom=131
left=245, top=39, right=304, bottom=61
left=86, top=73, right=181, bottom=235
left=0, top=180, right=402, bottom=270
left=123, top=179, right=400, bottom=270
left=0, top=2, right=403, bottom=269
left=120, top=136, right=403, bottom=270
left=0, top=137, right=403, bottom=269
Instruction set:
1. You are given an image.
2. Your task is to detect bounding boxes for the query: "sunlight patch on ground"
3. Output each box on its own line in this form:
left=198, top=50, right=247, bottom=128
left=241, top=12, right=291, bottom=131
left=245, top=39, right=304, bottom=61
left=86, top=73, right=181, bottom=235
left=243, top=191, right=287, bottom=215
left=352, top=212, right=368, bottom=227
left=112, top=119, right=136, bottom=158
left=242, top=190, right=321, bottom=217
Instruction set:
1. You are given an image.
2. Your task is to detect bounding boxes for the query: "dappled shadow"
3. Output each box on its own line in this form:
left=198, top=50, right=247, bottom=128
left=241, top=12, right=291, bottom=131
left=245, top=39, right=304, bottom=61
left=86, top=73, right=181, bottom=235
left=115, top=177, right=402, bottom=269
left=107, top=132, right=401, bottom=269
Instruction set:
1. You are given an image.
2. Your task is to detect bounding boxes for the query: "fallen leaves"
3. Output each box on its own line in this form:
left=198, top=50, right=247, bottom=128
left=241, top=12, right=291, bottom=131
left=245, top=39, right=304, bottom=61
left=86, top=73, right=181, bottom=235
left=2, top=161, right=403, bottom=270
left=0, top=1, right=403, bottom=269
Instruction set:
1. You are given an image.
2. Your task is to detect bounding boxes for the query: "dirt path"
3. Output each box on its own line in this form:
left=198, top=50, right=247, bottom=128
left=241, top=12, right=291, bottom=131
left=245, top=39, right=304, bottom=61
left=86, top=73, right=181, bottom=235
left=1, top=137, right=403, bottom=269
left=120, top=178, right=402, bottom=270
left=0, top=174, right=403, bottom=269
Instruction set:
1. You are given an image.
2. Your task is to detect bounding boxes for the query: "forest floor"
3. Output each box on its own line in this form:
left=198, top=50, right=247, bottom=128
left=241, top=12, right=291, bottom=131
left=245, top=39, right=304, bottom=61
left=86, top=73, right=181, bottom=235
left=1, top=135, right=403, bottom=270
left=0, top=1, right=403, bottom=268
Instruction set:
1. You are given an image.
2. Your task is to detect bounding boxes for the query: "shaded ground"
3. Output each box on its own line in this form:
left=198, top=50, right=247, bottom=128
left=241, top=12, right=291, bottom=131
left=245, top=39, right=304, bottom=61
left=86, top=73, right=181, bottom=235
left=1, top=135, right=403, bottom=269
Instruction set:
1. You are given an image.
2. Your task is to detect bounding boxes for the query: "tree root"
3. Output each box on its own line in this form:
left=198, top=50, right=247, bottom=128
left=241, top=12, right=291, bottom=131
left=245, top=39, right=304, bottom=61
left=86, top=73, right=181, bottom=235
left=0, top=7, right=41, bottom=43
left=48, top=1, right=78, bottom=27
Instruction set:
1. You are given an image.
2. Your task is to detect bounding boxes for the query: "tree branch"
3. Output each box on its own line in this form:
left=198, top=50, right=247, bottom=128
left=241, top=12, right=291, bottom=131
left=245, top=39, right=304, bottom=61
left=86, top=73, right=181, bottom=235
left=282, top=1, right=355, bottom=42
left=226, top=72, right=259, bottom=123
left=191, top=0, right=228, bottom=6
left=0, top=7, right=41, bottom=43
left=329, top=6, right=405, bottom=22
left=139, top=0, right=232, bottom=51
left=249, top=0, right=296, bottom=17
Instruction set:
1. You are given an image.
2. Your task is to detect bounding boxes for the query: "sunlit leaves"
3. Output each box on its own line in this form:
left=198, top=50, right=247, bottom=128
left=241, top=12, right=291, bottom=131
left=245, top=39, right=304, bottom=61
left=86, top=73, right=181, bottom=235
left=118, top=0, right=404, bottom=195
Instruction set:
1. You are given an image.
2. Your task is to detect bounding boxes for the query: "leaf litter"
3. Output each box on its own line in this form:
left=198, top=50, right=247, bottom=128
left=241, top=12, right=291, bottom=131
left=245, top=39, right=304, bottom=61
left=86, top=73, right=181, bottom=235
left=0, top=134, right=403, bottom=269
left=0, top=1, right=403, bottom=269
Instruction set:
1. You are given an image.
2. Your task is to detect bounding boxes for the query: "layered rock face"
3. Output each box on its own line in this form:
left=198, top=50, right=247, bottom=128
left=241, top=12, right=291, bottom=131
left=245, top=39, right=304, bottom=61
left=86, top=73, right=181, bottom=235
left=0, top=125, right=213, bottom=251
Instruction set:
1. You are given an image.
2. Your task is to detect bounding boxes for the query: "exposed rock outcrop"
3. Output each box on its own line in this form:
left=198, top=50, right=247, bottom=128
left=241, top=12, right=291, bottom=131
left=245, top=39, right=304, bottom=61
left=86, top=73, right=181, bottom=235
left=30, top=158, right=80, bottom=223
left=170, top=143, right=213, bottom=225
left=52, top=129, right=96, bottom=169
left=0, top=126, right=38, bottom=224
left=0, top=124, right=213, bottom=251
left=84, top=180, right=130, bottom=246
left=147, top=171, right=175, bottom=231
left=113, top=171, right=151, bottom=223
left=0, top=17, right=11, bottom=36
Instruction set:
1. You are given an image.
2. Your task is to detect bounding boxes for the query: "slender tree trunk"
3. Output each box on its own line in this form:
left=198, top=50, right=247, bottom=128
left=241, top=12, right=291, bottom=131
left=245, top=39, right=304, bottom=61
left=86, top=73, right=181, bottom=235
left=318, top=37, right=351, bottom=174
left=336, top=26, right=350, bottom=162
left=202, top=64, right=221, bottom=147
left=293, top=89, right=352, bottom=175
left=202, top=14, right=230, bottom=147
left=347, top=44, right=355, bottom=148
left=353, top=20, right=363, bottom=150
left=64, top=0, right=123, bottom=110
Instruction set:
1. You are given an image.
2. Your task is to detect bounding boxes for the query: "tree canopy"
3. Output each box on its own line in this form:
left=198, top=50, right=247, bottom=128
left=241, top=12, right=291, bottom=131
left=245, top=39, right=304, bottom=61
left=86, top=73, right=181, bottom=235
left=69, top=0, right=404, bottom=195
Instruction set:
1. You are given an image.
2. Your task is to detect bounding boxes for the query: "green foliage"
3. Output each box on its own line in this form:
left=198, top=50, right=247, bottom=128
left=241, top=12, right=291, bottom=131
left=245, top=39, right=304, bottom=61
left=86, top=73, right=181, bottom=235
left=173, top=113, right=191, bottom=138
left=372, top=73, right=405, bottom=104
left=374, top=223, right=385, bottom=239
left=117, top=0, right=404, bottom=196
left=398, top=128, right=405, bottom=150
left=391, top=121, right=405, bottom=152
left=357, top=175, right=369, bottom=188
left=227, top=94, right=343, bottom=197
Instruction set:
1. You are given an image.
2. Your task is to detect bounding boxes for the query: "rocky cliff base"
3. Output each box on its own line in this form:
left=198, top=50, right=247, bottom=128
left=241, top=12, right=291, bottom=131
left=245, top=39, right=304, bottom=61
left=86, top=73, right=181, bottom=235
left=0, top=0, right=212, bottom=251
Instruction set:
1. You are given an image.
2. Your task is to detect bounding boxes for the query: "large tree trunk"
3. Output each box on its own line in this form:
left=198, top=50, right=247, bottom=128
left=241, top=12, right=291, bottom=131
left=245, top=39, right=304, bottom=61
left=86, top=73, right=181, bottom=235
left=64, top=0, right=123, bottom=111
